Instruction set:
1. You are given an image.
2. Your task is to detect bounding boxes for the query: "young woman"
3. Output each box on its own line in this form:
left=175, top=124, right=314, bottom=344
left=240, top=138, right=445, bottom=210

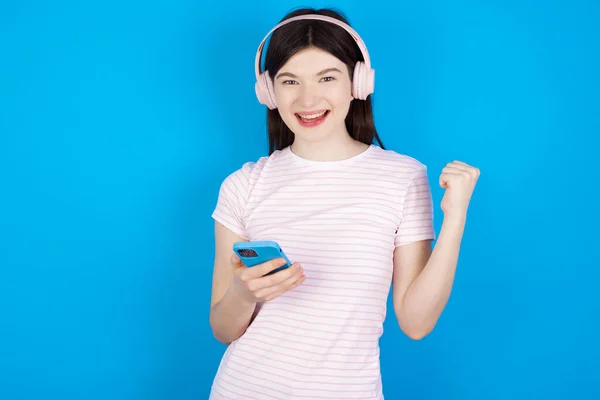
left=208, top=7, right=480, bottom=400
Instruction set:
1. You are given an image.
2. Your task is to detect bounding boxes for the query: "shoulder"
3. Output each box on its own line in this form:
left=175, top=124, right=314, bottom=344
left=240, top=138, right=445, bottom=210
left=368, top=145, right=428, bottom=176
left=219, top=148, right=290, bottom=190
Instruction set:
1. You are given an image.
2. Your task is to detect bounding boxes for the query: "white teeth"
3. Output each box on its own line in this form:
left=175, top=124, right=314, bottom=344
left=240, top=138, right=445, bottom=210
left=298, top=111, right=327, bottom=120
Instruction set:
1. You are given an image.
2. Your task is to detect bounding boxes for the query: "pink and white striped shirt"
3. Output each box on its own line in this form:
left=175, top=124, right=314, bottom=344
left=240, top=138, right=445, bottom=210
left=210, top=144, right=435, bottom=400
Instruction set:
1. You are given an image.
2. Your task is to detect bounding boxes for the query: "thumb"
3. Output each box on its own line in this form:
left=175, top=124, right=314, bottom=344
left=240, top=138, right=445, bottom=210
left=439, top=174, right=450, bottom=189
left=231, top=252, right=244, bottom=268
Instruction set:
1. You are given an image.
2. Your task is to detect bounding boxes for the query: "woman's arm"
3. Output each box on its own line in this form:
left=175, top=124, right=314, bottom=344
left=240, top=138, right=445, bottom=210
left=209, top=222, right=257, bottom=345
left=392, top=161, right=480, bottom=340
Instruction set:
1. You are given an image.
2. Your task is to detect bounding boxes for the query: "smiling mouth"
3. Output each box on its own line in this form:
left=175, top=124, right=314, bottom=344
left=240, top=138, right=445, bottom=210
left=295, top=110, right=330, bottom=126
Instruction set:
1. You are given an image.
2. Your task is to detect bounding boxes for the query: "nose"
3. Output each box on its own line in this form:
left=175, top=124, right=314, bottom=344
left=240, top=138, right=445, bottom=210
left=296, top=83, right=321, bottom=108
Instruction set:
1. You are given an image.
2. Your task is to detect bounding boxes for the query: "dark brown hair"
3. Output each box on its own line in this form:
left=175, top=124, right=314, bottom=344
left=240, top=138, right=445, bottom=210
left=263, top=7, right=385, bottom=154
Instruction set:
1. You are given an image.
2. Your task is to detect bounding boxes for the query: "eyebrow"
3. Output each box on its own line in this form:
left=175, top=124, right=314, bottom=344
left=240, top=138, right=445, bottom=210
left=275, top=67, right=342, bottom=80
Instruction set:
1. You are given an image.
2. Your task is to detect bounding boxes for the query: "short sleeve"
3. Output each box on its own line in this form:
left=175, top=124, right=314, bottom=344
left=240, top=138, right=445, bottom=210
left=394, top=164, right=436, bottom=247
left=211, top=163, right=253, bottom=239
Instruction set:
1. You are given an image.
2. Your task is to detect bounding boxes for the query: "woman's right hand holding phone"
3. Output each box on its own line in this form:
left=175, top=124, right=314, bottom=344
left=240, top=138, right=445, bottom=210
left=230, top=254, right=306, bottom=303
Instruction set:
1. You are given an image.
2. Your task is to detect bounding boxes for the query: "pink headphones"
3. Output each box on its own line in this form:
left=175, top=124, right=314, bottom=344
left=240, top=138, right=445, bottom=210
left=254, top=14, right=375, bottom=110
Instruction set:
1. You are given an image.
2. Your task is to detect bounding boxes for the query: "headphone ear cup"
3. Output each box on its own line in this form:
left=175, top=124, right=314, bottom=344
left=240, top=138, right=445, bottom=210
left=255, top=71, right=277, bottom=109
left=352, top=61, right=375, bottom=100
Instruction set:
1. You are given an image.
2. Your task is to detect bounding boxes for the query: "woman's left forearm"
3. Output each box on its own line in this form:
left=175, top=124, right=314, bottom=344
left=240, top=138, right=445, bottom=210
left=399, top=213, right=466, bottom=338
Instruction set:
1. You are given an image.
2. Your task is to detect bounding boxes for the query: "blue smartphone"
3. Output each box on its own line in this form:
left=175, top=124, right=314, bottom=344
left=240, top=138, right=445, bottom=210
left=233, top=240, right=292, bottom=275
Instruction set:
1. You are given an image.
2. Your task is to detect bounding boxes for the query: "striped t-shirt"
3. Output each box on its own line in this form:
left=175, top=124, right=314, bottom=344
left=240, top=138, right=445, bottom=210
left=210, top=144, right=435, bottom=400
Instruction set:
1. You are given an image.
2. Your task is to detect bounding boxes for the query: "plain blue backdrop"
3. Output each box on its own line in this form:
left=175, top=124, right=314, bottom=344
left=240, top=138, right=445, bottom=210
left=1, top=0, right=599, bottom=399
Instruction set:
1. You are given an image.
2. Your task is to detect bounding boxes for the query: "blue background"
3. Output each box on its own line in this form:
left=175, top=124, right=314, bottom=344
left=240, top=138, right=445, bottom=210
left=1, top=0, right=599, bottom=399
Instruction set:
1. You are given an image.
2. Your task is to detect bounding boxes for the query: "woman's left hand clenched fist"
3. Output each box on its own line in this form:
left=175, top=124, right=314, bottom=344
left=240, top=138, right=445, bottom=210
left=439, top=161, right=480, bottom=218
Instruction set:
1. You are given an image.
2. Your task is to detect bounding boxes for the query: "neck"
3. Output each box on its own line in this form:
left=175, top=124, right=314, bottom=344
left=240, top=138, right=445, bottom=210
left=290, top=132, right=370, bottom=162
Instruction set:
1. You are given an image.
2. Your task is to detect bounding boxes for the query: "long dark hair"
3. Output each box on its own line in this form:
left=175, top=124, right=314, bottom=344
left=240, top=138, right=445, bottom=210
left=262, top=7, right=385, bottom=155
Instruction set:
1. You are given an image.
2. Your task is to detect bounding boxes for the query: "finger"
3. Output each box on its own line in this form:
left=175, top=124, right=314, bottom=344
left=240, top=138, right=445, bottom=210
left=442, top=166, right=464, bottom=175
left=262, top=276, right=306, bottom=302
left=254, top=262, right=303, bottom=289
left=446, top=162, right=470, bottom=171
left=243, top=262, right=301, bottom=292
left=440, top=171, right=464, bottom=179
left=443, top=162, right=472, bottom=172
left=231, top=252, right=243, bottom=266
left=254, top=257, right=294, bottom=278
left=452, top=160, right=470, bottom=166
left=256, top=270, right=306, bottom=301
left=272, top=264, right=304, bottom=288
left=443, top=165, right=477, bottom=180
left=261, top=288, right=288, bottom=302
left=237, top=257, right=288, bottom=281
left=439, top=172, right=463, bottom=187
left=448, top=161, right=480, bottom=177
left=256, top=274, right=304, bottom=301
left=231, top=255, right=246, bottom=276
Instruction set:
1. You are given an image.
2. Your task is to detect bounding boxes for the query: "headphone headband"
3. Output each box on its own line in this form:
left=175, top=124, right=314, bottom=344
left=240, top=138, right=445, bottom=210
left=254, top=14, right=371, bottom=82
